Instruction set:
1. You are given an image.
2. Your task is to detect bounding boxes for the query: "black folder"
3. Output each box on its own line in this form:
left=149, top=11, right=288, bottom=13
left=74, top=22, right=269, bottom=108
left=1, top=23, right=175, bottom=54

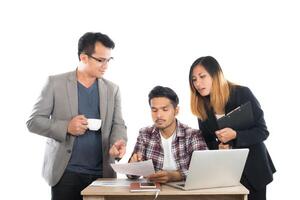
left=217, top=101, right=254, bottom=130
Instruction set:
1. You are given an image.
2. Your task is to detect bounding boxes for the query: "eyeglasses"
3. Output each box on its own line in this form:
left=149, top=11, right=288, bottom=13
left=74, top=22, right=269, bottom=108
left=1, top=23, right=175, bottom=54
left=87, top=54, right=113, bottom=65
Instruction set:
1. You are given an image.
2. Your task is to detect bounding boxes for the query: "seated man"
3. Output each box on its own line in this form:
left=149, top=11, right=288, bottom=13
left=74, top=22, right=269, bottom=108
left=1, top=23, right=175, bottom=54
left=129, top=86, right=207, bottom=183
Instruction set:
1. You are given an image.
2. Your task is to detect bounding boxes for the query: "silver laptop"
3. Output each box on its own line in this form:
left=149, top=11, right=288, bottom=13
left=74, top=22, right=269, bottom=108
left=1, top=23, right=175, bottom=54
left=167, top=149, right=249, bottom=190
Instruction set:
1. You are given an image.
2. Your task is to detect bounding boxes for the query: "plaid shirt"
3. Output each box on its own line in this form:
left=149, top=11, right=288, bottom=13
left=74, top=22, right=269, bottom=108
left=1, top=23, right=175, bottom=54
left=133, top=120, right=207, bottom=179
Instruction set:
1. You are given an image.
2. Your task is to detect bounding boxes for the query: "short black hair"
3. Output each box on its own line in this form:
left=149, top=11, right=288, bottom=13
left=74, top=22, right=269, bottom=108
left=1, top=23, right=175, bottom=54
left=78, top=32, right=115, bottom=60
left=148, top=86, right=179, bottom=108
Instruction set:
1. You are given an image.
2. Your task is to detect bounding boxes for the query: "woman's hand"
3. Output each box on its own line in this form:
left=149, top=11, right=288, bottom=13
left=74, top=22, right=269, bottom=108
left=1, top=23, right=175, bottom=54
left=215, top=127, right=237, bottom=143
left=218, top=143, right=231, bottom=149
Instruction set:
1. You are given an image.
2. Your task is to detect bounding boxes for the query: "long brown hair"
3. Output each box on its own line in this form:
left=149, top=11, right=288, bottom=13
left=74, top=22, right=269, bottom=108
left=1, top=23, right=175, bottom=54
left=189, top=56, right=233, bottom=120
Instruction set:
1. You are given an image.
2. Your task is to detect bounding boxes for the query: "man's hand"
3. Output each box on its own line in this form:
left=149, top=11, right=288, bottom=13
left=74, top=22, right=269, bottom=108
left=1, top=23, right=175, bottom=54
left=109, top=139, right=126, bottom=159
left=146, top=170, right=182, bottom=183
left=127, top=152, right=143, bottom=179
left=146, top=171, right=171, bottom=183
left=129, top=152, right=143, bottom=163
left=215, top=127, right=237, bottom=143
left=67, top=115, right=88, bottom=136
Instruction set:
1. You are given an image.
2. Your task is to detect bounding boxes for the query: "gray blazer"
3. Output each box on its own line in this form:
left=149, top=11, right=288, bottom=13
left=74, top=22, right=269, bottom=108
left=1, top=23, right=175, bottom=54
left=27, top=70, right=127, bottom=186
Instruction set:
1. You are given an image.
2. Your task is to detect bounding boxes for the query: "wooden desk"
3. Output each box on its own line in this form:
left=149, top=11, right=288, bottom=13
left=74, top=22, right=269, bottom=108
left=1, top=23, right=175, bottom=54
left=82, top=178, right=249, bottom=200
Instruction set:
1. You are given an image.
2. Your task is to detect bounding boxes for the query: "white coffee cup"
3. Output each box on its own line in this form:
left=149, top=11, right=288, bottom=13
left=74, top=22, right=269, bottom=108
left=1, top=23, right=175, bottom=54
left=87, top=118, right=102, bottom=131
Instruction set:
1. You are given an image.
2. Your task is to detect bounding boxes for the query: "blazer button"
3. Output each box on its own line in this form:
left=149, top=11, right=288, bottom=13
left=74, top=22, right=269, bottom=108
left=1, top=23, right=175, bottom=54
left=67, top=149, right=72, bottom=153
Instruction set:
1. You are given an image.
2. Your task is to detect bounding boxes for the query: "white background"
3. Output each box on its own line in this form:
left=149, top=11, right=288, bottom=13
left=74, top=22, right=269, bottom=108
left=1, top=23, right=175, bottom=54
left=0, top=0, right=299, bottom=199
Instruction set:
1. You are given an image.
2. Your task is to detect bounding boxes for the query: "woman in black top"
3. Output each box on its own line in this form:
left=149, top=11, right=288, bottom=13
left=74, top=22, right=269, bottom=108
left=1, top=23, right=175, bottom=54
left=188, top=56, right=276, bottom=200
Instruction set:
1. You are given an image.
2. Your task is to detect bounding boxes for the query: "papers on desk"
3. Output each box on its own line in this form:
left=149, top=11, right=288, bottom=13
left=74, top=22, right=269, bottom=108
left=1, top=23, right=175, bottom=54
left=111, top=160, right=155, bottom=177
left=91, top=179, right=136, bottom=187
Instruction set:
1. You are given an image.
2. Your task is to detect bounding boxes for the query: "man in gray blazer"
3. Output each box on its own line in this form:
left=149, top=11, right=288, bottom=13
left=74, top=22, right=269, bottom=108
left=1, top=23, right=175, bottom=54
left=27, top=32, right=127, bottom=200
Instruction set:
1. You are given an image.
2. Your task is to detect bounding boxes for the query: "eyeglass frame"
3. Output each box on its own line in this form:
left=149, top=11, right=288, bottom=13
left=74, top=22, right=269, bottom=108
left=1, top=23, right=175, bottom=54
left=86, top=54, right=114, bottom=65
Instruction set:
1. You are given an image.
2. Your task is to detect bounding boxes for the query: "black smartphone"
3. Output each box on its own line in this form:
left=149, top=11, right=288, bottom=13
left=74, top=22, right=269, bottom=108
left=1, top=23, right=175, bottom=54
left=139, top=182, right=156, bottom=188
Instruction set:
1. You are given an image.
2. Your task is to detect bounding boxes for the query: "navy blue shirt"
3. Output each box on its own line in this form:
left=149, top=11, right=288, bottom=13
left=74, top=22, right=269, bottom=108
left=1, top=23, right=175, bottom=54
left=66, top=80, right=103, bottom=175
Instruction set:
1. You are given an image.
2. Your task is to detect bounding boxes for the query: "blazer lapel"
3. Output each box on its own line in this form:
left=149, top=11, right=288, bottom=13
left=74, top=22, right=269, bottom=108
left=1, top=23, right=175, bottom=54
left=98, top=79, right=107, bottom=129
left=67, top=71, right=78, bottom=117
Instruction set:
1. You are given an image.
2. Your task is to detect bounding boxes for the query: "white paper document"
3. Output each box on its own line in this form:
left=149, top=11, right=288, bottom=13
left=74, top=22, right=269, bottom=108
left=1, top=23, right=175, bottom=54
left=91, top=179, right=135, bottom=187
left=111, top=160, right=155, bottom=177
